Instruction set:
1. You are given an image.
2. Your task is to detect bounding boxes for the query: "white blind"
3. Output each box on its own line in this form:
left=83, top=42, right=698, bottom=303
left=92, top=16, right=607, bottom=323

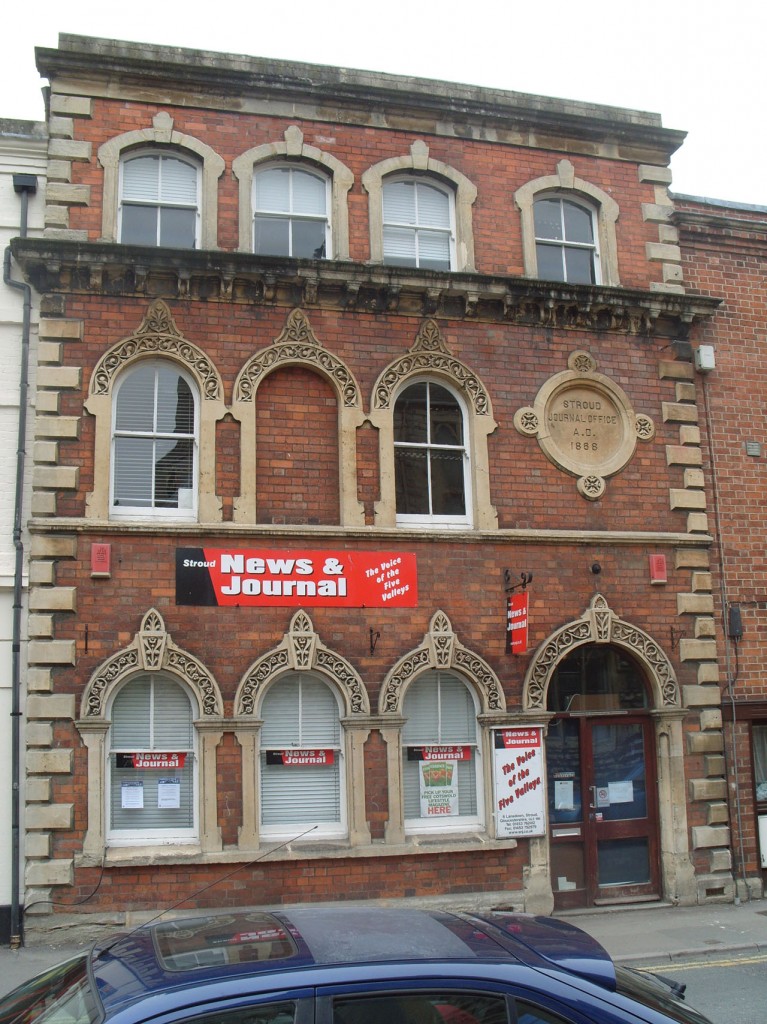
left=383, top=180, right=417, bottom=224
left=255, top=167, right=327, bottom=216
left=112, top=364, right=196, bottom=513
left=122, top=155, right=198, bottom=206
left=109, top=675, right=195, bottom=832
left=260, top=673, right=342, bottom=829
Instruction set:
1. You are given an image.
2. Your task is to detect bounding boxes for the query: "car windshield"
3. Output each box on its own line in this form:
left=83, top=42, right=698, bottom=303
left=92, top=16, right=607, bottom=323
left=0, top=954, right=101, bottom=1024
left=615, top=965, right=713, bottom=1024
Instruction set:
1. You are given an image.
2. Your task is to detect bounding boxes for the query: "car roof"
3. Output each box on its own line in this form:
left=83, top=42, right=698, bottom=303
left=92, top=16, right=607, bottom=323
left=90, top=907, right=616, bottom=1016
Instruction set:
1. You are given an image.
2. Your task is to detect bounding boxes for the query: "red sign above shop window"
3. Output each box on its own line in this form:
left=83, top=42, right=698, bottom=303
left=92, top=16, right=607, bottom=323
left=266, top=749, right=335, bottom=766
left=115, top=752, right=187, bottom=770
left=176, top=548, right=418, bottom=608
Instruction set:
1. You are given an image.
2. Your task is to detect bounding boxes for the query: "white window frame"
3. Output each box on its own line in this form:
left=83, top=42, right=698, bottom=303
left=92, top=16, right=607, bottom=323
left=110, top=360, right=200, bottom=522
left=394, top=378, right=472, bottom=529
left=106, top=674, right=199, bottom=846
left=381, top=175, right=456, bottom=271
left=533, top=194, right=601, bottom=284
left=252, top=163, right=332, bottom=259
left=401, top=670, right=483, bottom=835
left=258, top=671, right=347, bottom=841
left=117, top=149, right=202, bottom=249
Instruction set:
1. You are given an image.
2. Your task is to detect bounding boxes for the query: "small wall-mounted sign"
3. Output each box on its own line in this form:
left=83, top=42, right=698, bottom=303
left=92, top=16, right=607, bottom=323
left=506, top=590, right=529, bottom=654
left=91, top=542, right=111, bottom=577
left=648, top=553, right=667, bottom=584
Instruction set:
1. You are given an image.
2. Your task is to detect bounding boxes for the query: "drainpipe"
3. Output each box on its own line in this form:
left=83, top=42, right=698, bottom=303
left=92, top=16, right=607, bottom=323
left=3, top=172, right=38, bottom=948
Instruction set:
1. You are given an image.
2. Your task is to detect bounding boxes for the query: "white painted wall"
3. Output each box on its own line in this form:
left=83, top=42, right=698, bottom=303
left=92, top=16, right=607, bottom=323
left=0, top=121, right=46, bottom=918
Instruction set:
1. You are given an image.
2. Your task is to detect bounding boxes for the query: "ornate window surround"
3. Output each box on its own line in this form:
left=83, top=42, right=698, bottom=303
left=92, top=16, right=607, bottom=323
left=514, top=159, right=620, bottom=286
left=75, top=609, right=225, bottom=861
left=377, top=611, right=505, bottom=843
left=362, top=140, right=477, bottom=272
left=232, top=125, right=354, bottom=259
left=97, top=112, right=225, bottom=249
left=368, top=319, right=498, bottom=529
left=233, top=610, right=372, bottom=849
left=231, top=308, right=366, bottom=526
left=85, top=300, right=228, bottom=523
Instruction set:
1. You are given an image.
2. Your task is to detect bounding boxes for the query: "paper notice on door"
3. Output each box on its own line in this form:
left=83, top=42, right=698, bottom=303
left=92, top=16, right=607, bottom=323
left=608, top=781, right=634, bottom=804
left=554, top=779, right=574, bottom=810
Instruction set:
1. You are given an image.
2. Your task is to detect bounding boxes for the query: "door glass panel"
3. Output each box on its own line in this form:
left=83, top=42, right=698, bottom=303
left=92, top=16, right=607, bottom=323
left=546, top=718, right=581, bottom=824
left=597, top=837, right=650, bottom=887
left=592, top=723, right=647, bottom=821
left=547, top=647, right=649, bottom=712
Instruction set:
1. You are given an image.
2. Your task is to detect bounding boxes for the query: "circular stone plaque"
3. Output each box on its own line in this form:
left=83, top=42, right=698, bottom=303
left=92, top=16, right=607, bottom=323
left=513, top=351, right=654, bottom=498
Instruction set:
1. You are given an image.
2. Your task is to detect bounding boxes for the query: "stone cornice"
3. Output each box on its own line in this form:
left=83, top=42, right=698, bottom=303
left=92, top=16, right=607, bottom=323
left=27, top=518, right=712, bottom=548
left=12, top=238, right=720, bottom=337
left=36, top=36, right=685, bottom=160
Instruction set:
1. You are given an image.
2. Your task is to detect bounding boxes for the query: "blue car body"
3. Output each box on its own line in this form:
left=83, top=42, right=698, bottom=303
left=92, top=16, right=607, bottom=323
left=0, top=907, right=712, bottom=1024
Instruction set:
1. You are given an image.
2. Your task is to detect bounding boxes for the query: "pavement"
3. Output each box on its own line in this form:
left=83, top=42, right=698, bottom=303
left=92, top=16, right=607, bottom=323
left=0, top=898, right=765, bottom=999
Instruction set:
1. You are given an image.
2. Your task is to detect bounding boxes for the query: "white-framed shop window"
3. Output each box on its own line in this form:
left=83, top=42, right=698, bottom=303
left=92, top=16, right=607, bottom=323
left=111, top=360, right=199, bottom=520
left=260, top=672, right=346, bottom=839
left=402, top=670, right=483, bottom=833
left=107, top=674, right=197, bottom=844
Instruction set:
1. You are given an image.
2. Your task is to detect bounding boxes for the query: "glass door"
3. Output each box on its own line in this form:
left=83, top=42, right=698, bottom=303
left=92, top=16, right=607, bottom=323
left=547, top=715, right=660, bottom=908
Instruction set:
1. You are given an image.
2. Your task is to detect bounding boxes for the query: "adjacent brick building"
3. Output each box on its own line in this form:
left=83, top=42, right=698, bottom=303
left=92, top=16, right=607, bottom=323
left=8, top=33, right=740, bottom=934
left=675, top=195, right=767, bottom=898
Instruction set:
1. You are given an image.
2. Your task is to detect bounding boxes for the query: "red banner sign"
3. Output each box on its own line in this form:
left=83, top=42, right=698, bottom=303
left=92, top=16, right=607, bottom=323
left=266, top=749, right=335, bottom=766
left=506, top=590, right=529, bottom=654
left=131, top=752, right=186, bottom=769
left=414, top=745, right=472, bottom=761
left=176, top=548, right=418, bottom=608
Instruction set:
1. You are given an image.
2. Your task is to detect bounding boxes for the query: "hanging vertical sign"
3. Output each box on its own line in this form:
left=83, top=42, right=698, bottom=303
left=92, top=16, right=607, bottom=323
left=506, top=590, right=529, bottom=654
left=494, top=728, right=545, bottom=838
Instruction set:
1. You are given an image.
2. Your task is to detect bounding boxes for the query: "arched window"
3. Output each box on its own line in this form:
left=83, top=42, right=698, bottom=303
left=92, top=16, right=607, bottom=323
left=402, top=671, right=482, bottom=832
left=259, top=673, right=345, bottom=838
left=111, top=361, right=198, bottom=520
left=534, top=196, right=599, bottom=284
left=108, top=675, right=197, bottom=844
left=119, top=151, right=200, bottom=248
left=382, top=177, right=454, bottom=270
left=253, top=165, right=330, bottom=258
left=393, top=380, right=470, bottom=527
left=514, top=160, right=620, bottom=286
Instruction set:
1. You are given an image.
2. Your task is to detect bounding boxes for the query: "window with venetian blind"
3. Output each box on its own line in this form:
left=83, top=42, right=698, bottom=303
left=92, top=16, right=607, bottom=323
left=111, top=362, right=198, bottom=520
left=119, top=152, right=200, bottom=248
left=382, top=177, right=454, bottom=271
left=108, top=675, right=196, bottom=843
left=260, top=673, right=345, bottom=838
left=253, top=166, right=331, bottom=258
left=402, top=671, right=482, bottom=832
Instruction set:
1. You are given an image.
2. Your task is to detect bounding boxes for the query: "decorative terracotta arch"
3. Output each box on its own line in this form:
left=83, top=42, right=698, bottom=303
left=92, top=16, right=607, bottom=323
left=522, top=593, right=680, bottom=711
left=233, top=610, right=372, bottom=850
left=379, top=610, right=505, bottom=716
left=231, top=309, right=366, bottom=526
left=75, top=608, right=225, bottom=859
left=368, top=320, right=498, bottom=529
left=84, top=300, right=228, bottom=522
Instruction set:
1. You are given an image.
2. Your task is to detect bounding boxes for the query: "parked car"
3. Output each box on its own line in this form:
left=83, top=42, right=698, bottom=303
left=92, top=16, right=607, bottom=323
left=0, top=907, right=712, bottom=1024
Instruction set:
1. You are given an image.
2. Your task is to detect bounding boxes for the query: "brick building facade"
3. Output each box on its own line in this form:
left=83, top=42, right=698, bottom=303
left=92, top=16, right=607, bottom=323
left=675, top=195, right=767, bottom=898
left=8, top=34, right=738, bottom=933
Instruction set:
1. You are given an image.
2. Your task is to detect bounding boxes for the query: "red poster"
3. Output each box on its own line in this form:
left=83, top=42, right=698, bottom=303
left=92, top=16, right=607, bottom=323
left=176, top=548, right=417, bottom=608
left=506, top=590, right=529, bottom=654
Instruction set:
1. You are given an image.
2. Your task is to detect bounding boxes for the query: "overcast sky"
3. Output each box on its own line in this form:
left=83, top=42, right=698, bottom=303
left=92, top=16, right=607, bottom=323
left=2, top=0, right=763, bottom=207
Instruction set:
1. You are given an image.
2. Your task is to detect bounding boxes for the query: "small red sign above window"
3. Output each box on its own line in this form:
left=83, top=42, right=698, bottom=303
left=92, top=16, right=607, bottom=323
left=407, top=745, right=472, bottom=761
left=266, top=749, right=335, bottom=766
left=129, top=752, right=186, bottom=769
